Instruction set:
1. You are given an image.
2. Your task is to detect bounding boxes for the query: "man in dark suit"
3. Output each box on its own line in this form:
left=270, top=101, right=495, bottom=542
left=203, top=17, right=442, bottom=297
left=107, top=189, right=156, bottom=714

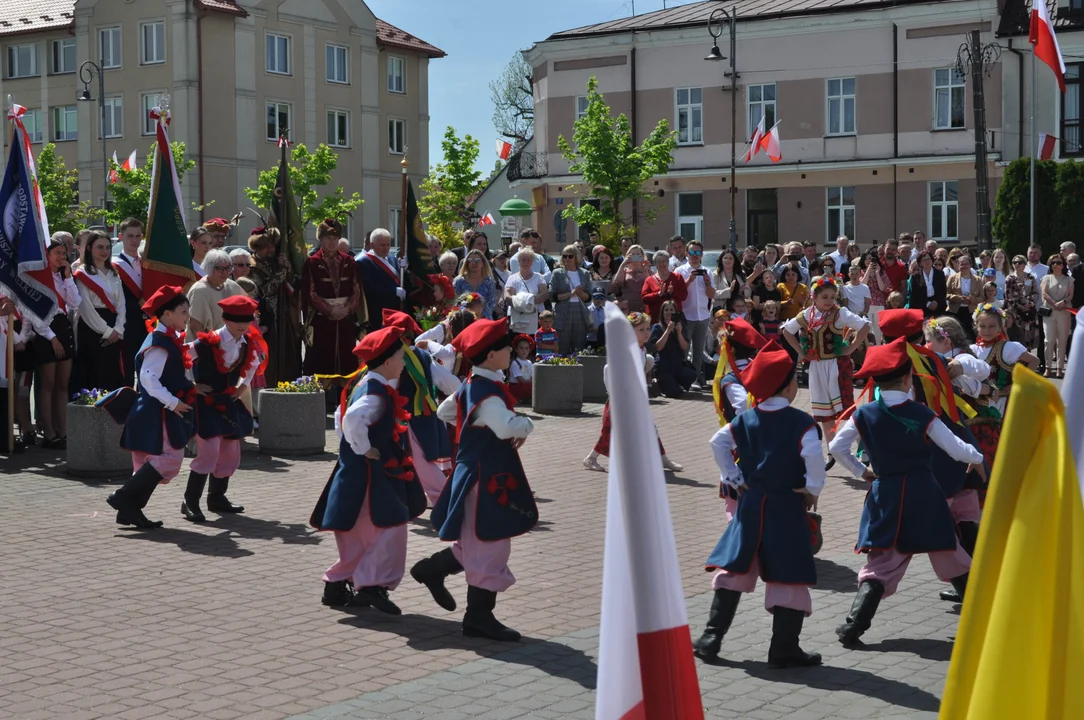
left=1067, top=252, right=1083, bottom=356
left=356, top=227, right=404, bottom=330
left=905, top=251, right=947, bottom=317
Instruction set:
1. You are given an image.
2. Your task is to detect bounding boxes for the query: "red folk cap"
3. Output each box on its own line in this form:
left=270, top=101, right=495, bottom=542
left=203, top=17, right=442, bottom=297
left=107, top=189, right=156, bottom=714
left=877, top=309, right=925, bottom=341
left=202, top=217, right=230, bottom=232
left=218, top=295, right=259, bottom=322
left=513, top=333, right=535, bottom=352
left=382, top=309, right=422, bottom=337
left=854, top=336, right=912, bottom=381
left=723, top=317, right=767, bottom=350
left=353, top=325, right=405, bottom=364
left=741, top=340, right=797, bottom=403
left=142, top=285, right=185, bottom=317
left=451, top=318, right=510, bottom=359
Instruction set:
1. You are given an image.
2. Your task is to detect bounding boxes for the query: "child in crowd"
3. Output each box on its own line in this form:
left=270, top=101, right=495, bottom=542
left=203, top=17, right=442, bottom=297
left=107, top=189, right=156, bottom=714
left=586, top=289, right=607, bottom=349
left=982, top=281, right=999, bottom=309
left=535, top=311, right=559, bottom=360
left=885, top=291, right=905, bottom=310
left=759, top=300, right=781, bottom=341
left=457, top=293, right=484, bottom=318
left=728, top=296, right=748, bottom=322
left=508, top=334, right=535, bottom=404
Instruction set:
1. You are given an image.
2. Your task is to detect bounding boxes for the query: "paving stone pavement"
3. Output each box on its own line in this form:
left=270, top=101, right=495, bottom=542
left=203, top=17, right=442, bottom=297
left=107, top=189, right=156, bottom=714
left=0, top=389, right=962, bottom=719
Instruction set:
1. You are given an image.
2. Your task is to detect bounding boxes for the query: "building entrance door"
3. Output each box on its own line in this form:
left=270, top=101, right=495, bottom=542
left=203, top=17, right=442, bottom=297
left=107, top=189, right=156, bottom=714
left=746, top=189, right=778, bottom=248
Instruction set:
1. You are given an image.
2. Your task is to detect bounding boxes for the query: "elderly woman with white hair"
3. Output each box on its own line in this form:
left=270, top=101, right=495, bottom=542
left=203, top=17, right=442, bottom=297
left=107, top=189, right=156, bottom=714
left=229, top=247, right=252, bottom=280
left=504, top=247, right=549, bottom=334
left=438, top=251, right=460, bottom=282
left=186, top=248, right=246, bottom=340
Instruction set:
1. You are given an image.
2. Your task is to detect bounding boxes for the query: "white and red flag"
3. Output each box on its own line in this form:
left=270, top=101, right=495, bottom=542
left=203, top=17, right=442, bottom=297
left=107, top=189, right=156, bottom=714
left=477, top=212, right=495, bottom=227
left=596, top=301, right=704, bottom=720
left=758, top=122, right=783, bottom=163
left=496, top=139, right=513, bottom=160
left=744, top=118, right=765, bottom=163
left=1038, top=132, right=1057, bottom=160
left=1030, top=0, right=1066, bottom=92
left=110, top=150, right=136, bottom=184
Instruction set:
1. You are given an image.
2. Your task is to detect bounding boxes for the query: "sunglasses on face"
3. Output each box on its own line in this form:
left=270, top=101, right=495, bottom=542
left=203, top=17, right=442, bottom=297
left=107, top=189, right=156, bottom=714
left=213, top=265, right=231, bottom=272
left=232, top=262, right=248, bottom=268
left=1013, top=260, right=1025, bottom=265
left=688, top=250, right=703, bottom=257
left=562, top=253, right=576, bottom=259
left=467, top=257, right=482, bottom=263
left=1051, top=261, right=1064, bottom=266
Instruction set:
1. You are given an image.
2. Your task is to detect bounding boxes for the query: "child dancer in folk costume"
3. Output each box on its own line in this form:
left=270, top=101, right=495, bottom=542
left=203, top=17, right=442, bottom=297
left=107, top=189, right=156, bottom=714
left=507, top=334, right=535, bottom=404
left=180, top=296, right=262, bottom=522
left=382, top=309, right=461, bottom=507
left=781, top=276, right=869, bottom=469
left=969, top=303, right=1039, bottom=419
left=411, top=319, right=537, bottom=642
left=582, top=312, right=684, bottom=473
left=102, top=287, right=196, bottom=529
left=694, top=340, right=825, bottom=667
left=310, top=326, right=427, bottom=614
left=829, top=338, right=983, bottom=647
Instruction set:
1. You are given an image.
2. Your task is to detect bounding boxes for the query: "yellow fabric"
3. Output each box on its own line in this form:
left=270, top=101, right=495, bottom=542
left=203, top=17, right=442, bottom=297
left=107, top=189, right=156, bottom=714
left=711, top=339, right=730, bottom=427
left=939, top=365, right=1084, bottom=720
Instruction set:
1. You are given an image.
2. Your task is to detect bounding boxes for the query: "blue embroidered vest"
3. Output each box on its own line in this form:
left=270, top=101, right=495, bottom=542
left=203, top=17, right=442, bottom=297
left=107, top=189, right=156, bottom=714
left=191, top=334, right=254, bottom=440
left=122, top=332, right=195, bottom=454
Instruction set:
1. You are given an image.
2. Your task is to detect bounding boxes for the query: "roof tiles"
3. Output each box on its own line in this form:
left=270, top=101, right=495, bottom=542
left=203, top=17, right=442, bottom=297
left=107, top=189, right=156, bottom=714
left=376, top=19, right=446, bottom=58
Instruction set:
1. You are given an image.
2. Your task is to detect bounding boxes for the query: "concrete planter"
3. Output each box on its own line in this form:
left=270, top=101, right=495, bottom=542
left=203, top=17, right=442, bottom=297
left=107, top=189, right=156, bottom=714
left=532, top=363, right=584, bottom=415
left=66, top=403, right=130, bottom=478
left=258, top=390, right=326, bottom=456
left=578, top=354, right=607, bottom=402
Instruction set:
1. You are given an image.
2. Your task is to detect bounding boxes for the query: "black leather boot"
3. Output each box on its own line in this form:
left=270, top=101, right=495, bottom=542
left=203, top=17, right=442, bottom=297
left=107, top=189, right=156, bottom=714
left=837, top=580, right=885, bottom=647
left=958, top=521, right=980, bottom=556
left=463, top=586, right=520, bottom=641
left=940, top=573, right=969, bottom=603
left=181, top=471, right=208, bottom=523
left=350, top=586, right=402, bottom=615
left=321, top=580, right=353, bottom=607
left=107, top=463, right=165, bottom=529
left=692, top=589, right=741, bottom=661
left=410, top=548, right=464, bottom=611
left=206, top=475, right=244, bottom=513
left=768, top=608, right=822, bottom=668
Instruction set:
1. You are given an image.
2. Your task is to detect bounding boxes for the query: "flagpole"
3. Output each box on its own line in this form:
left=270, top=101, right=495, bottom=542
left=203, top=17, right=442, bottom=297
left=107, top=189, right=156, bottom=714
left=5, top=319, right=13, bottom=455
left=1030, top=50, right=1036, bottom=247
left=399, top=151, right=409, bottom=303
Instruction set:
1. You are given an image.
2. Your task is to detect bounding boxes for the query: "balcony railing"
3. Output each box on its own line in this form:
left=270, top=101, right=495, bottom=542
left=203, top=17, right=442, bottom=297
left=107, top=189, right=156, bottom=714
left=507, top=151, right=547, bottom=181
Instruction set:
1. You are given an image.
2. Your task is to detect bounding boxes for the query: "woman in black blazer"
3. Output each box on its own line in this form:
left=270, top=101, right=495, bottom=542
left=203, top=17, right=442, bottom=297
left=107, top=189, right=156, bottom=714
left=906, top=251, right=947, bottom=317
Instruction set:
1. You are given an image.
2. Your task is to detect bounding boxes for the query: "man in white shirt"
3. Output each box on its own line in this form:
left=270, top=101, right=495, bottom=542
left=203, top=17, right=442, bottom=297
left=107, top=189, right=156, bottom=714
left=675, top=240, right=717, bottom=389
left=114, top=218, right=146, bottom=386
left=507, top=229, right=550, bottom=276
left=668, top=235, right=688, bottom=270
left=1024, top=242, right=1050, bottom=372
left=827, top=236, right=850, bottom=272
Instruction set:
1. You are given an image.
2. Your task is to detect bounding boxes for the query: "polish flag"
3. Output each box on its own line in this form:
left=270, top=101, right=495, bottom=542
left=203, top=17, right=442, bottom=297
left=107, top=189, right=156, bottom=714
left=109, top=150, right=137, bottom=183
left=496, top=139, right=513, bottom=160
left=1038, top=132, right=1057, bottom=160
left=109, top=151, right=120, bottom=184
left=744, top=118, right=765, bottom=163
left=1030, top=0, right=1066, bottom=92
left=596, top=301, right=704, bottom=720
left=477, top=211, right=495, bottom=227
left=758, top=123, right=782, bottom=163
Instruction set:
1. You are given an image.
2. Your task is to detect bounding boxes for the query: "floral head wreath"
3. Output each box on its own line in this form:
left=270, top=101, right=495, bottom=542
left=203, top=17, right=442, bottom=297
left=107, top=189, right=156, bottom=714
left=627, top=311, right=649, bottom=326
left=973, top=302, right=1006, bottom=323
left=810, top=275, right=839, bottom=293
left=925, top=317, right=950, bottom=341
left=457, top=292, right=483, bottom=307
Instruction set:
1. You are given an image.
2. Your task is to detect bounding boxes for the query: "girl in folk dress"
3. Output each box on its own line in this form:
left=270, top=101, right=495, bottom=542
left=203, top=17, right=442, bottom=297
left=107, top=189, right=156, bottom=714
left=507, top=335, right=535, bottom=405
left=969, top=304, right=1039, bottom=420
left=74, top=230, right=127, bottom=391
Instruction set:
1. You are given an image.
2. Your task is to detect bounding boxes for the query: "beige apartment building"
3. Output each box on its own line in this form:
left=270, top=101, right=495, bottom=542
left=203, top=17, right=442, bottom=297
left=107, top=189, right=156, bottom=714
left=522, top=0, right=1006, bottom=251
left=0, top=0, right=443, bottom=245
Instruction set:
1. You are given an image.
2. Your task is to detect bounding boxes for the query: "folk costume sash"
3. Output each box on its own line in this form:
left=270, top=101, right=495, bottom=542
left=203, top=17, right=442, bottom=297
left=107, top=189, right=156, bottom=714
left=365, top=251, right=400, bottom=285
left=73, top=268, right=118, bottom=313
left=114, top=253, right=143, bottom=300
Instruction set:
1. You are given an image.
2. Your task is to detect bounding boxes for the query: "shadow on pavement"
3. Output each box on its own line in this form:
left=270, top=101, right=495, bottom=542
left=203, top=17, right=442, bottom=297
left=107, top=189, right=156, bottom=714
left=337, top=611, right=598, bottom=689
left=813, top=557, right=859, bottom=592
left=207, top=513, right=322, bottom=545
left=115, top=526, right=255, bottom=557
left=664, top=473, right=715, bottom=489
left=867, top=637, right=955, bottom=662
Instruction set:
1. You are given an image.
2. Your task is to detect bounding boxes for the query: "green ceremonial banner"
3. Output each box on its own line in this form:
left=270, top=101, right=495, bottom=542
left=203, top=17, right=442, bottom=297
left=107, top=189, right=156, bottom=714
left=142, top=109, right=195, bottom=297
left=272, top=140, right=308, bottom=276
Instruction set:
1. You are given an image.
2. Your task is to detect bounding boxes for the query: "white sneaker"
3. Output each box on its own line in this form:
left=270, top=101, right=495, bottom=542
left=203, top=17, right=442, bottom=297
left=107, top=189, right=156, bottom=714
left=690, top=383, right=703, bottom=392
left=583, top=455, right=605, bottom=472
left=662, top=456, right=684, bottom=472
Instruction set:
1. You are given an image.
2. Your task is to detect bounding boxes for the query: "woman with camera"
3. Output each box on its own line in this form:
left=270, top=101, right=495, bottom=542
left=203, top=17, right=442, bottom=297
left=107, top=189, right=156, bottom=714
left=861, top=252, right=890, bottom=343
left=650, top=301, right=698, bottom=398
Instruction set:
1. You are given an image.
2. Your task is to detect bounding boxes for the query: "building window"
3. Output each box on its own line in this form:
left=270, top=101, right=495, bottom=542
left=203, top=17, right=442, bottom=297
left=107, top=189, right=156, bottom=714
left=826, top=186, right=855, bottom=245
left=389, top=207, right=402, bottom=246
left=676, top=192, right=703, bottom=241
left=675, top=87, right=703, bottom=145
left=100, top=27, right=122, bottom=69
left=934, top=68, right=966, bottom=130
left=827, top=77, right=856, bottom=135
left=389, top=117, right=406, bottom=154
left=53, top=106, right=78, bottom=141
left=52, top=39, right=76, bottom=74
left=576, top=95, right=589, bottom=121
left=141, top=93, right=160, bottom=135
left=266, top=34, right=290, bottom=75
left=748, top=83, right=776, bottom=134
left=7, top=44, right=38, bottom=78
left=387, top=56, right=405, bottom=93
left=22, top=109, right=42, bottom=143
left=103, top=96, right=123, bottom=138
left=1062, top=64, right=1081, bottom=156
left=266, top=101, right=291, bottom=142
left=929, top=181, right=959, bottom=241
left=326, top=44, right=348, bottom=84
left=140, top=21, right=165, bottom=65
left=327, top=109, right=349, bottom=147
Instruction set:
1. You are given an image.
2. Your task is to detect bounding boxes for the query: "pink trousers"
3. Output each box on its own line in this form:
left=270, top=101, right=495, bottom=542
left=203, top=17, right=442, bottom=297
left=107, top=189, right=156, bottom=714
left=451, top=485, right=515, bottom=592
left=947, top=489, right=981, bottom=524
left=724, top=495, right=738, bottom=523
left=190, top=436, right=241, bottom=477
left=712, top=557, right=813, bottom=616
left=131, top=422, right=184, bottom=482
left=409, top=427, right=449, bottom=507
left=857, top=544, right=972, bottom=597
left=323, top=486, right=407, bottom=590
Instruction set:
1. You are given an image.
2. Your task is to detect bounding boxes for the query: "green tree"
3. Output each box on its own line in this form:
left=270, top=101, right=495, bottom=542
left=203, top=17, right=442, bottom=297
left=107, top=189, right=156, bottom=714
left=1054, top=159, right=1084, bottom=252
left=35, top=143, right=85, bottom=235
left=244, top=143, right=363, bottom=230
left=557, top=76, right=677, bottom=245
left=419, top=127, right=483, bottom=247
left=108, top=141, right=195, bottom=226
left=490, top=52, right=534, bottom=147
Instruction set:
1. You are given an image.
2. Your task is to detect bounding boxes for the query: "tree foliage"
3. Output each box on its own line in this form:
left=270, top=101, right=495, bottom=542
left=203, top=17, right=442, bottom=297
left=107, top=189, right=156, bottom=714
left=244, top=143, right=363, bottom=229
left=557, top=76, right=677, bottom=245
left=35, top=143, right=85, bottom=235
left=490, top=52, right=534, bottom=148
left=419, top=127, right=484, bottom=248
left=107, top=142, right=195, bottom=226
left=1053, top=159, right=1084, bottom=251
left=993, top=157, right=1060, bottom=258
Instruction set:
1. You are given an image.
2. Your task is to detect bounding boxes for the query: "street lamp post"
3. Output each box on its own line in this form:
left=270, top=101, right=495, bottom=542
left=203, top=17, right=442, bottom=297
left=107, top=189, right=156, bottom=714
left=78, top=59, right=108, bottom=217
left=706, top=8, right=738, bottom=252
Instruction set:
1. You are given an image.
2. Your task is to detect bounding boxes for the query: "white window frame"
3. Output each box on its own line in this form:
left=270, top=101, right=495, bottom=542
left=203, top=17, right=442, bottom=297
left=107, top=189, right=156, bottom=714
left=327, top=108, right=350, bottom=148
left=747, top=83, right=776, bottom=135
left=575, top=95, right=589, bottom=121
left=826, top=77, right=856, bottom=136
left=826, top=186, right=855, bottom=245
left=53, top=105, right=78, bottom=142
left=266, top=101, right=292, bottom=142
left=266, top=33, right=291, bottom=75
left=389, top=206, right=402, bottom=246
left=22, top=109, right=43, bottom=143
left=140, top=21, right=166, bottom=65
left=388, top=117, right=406, bottom=155
left=52, top=39, right=76, bottom=74
left=103, top=95, right=124, bottom=139
left=100, top=26, right=122, bottom=69
left=7, top=44, right=38, bottom=79
left=140, top=93, right=161, bottom=135
left=928, top=181, right=959, bottom=241
left=326, top=44, right=348, bottom=84
left=675, top=192, right=704, bottom=241
left=933, top=68, right=966, bottom=130
left=387, top=55, right=405, bottom=94
left=675, top=87, right=703, bottom=146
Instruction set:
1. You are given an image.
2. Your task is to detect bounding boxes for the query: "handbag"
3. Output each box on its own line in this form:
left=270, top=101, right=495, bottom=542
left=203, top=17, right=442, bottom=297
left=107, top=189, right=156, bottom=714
left=1037, top=306, right=1053, bottom=317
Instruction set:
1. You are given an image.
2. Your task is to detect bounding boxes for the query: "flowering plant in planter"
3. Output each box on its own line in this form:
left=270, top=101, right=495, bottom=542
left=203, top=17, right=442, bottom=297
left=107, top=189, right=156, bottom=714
left=536, top=355, right=581, bottom=366
left=71, top=388, right=111, bottom=406
left=276, top=375, right=321, bottom=393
